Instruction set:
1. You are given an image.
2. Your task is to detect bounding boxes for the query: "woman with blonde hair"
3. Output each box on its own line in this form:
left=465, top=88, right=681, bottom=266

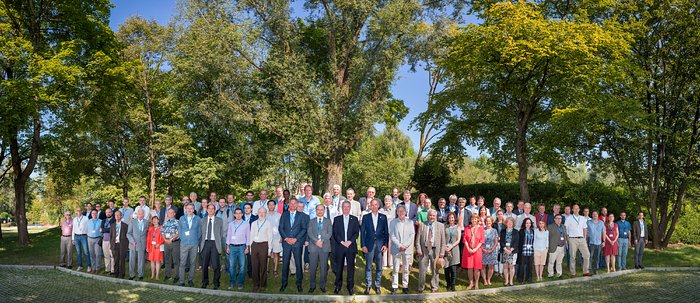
left=462, top=214, right=485, bottom=289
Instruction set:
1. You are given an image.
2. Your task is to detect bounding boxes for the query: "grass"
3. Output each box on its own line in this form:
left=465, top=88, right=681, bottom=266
left=1, top=268, right=699, bottom=302
left=1, top=227, right=698, bottom=295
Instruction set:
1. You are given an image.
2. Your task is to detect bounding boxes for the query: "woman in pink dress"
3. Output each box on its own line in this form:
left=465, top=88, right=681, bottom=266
left=462, top=214, right=485, bottom=290
left=603, top=213, right=619, bottom=272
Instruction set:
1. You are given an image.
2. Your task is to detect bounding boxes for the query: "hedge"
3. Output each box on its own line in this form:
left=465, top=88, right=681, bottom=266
left=432, top=182, right=635, bottom=215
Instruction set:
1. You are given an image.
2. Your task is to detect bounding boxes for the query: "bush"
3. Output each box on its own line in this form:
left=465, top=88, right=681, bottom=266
left=433, top=181, right=635, bottom=215
left=670, top=204, right=700, bottom=245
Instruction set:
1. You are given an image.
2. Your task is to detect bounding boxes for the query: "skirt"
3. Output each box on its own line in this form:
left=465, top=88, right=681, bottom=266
left=502, top=252, right=517, bottom=265
left=534, top=250, right=547, bottom=266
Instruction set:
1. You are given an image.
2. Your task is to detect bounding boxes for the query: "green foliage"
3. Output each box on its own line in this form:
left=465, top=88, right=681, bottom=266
left=344, top=126, right=415, bottom=194
left=436, top=182, right=634, bottom=214
left=412, top=156, right=451, bottom=195
left=670, top=204, right=700, bottom=245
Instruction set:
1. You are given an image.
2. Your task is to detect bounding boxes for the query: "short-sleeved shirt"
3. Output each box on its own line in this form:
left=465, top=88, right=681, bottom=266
left=565, top=215, right=587, bottom=238
left=586, top=220, right=605, bottom=245
left=161, top=217, right=179, bottom=239
left=617, top=220, right=631, bottom=238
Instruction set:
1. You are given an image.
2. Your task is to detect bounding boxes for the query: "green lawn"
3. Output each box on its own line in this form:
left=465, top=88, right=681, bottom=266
left=1, top=268, right=699, bottom=302
left=1, top=227, right=698, bottom=295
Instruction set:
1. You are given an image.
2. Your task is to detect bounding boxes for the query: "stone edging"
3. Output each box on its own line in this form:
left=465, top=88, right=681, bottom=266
left=1, top=265, right=697, bottom=302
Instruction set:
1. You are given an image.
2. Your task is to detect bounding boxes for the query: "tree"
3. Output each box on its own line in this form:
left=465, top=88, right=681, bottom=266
left=553, top=0, right=700, bottom=248
left=435, top=1, right=629, bottom=202
left=238, top=0, right=421, bottom=193
left=0, top=0, right=115, bottom=245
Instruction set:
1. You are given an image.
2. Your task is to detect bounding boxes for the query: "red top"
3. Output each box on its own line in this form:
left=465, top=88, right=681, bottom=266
left=146, top=226, right=164, bottom=253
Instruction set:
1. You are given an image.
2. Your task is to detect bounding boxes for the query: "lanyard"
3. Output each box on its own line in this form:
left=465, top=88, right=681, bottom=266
left=92, top=220, right=99, bottom=233
left=572, top=215, right=581, bottom=225
left=233, top=221, right=244, bottom=234
left=558, top=225, right=563, bottom=236
left=449, top=226, right=455, bottom=242
left=77, top=216, right=83, bottom=226
left=257, top=219, right=267, bottom=232
left=186, top=215, right=193, bottom=228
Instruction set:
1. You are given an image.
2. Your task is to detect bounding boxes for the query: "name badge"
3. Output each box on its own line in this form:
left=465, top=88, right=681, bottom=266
left=560, top=237, right=565, bottom=241
left=165, top=233, right=171, bottom=239
left=151, top=241, right=156, bottom=245
left=232, top=235, right=238, bottom=242
left=318, top=234, right=321, bottom=240
left=184, top=231, right=190, bottom=236
left=609, top=234, right=614, bottom=237
left=506, top=243, right=511, bottom=247
left=623, top=232, right=627, bottom=235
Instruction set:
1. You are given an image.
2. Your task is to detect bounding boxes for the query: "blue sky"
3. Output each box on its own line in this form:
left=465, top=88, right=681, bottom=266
left=110, top=0, right=479, bottom=157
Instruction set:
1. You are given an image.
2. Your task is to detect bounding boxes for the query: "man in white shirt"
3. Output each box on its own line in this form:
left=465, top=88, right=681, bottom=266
left=252, top=190, right=269, bottom=214
left=132, top=196, right=151, bottom=222
left=331, top=184, right=345, bottom=213
left=503, top=202, right=517, bottom=220
left=564, top=204, right=592, bottom=277
left=345, top=188, right=362, bottom=218
left=322, top=193, right=339, bottom=220
left=72, top=207, right=90, bottom=271
left=389, top=205, right=415, bottom=295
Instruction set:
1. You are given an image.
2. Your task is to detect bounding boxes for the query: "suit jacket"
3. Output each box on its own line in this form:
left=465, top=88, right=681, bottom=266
left=332, top=214, right=360, bottom=253
left=361, top=212, right=389, bottom=249
left=160, top=205, right=178, bottom=221
left=416, top=221, right=446, bottom=257
left=126, top=219, right=149, bottom=251
left=244, top=214, right=258, bottom=225
left=389, top=218, right=415, bottom=255
left=400, top=202, right=418, bottom=221
left=200, top=216, right=225, bottom=253
left=499, top=228, right=520, bottom=254
left=279, top=211, right=309, bottom=248
left=359, top=197, right=383, bottom=212
left=547, top=223, right=568, bottom=253
left=307, top=216, right=333, bottom=253
left=110, top=221, right=129, bottom=251
left=632, top=220, right=646, bottom=242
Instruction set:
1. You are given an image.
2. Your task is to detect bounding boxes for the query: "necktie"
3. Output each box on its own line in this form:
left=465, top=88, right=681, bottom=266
left=325, top=206, right=330, bottom=219
left=317, top=219, right=322, bottom=237
left=207, top=218, right=213, bottom=240
left=290, top=212, right=295, bottom=226
left=428, top=224, right=433, bottom=248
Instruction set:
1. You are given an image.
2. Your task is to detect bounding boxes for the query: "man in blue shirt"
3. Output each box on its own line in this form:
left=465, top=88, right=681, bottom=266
left=616, top=212, right=632, bottom=270
left=586, top=211, right=604, bottom=275
left=87, top=210, right=102, bottom=273
left=178, top=203, right=201, bottom=287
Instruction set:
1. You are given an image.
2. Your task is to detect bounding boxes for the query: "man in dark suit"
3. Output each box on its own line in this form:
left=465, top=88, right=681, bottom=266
left=160, top=196, right=178, bottom=221
left=110, top=210, right=129, bottom=279
left=333, top=200, right=360, bottom=295
left=200, top=204, right=225, bottom=289
left=307, top=204, right=333, bottom=293
left=361, top=198, right=389, bottom=295
left=400, top=190, right=418, bottom=221
left=279, top=198, right=309, bottom=292
left=632, top=211, right=648, bottom=269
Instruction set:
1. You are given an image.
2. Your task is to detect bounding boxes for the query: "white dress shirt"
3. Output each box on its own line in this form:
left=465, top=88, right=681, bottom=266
left=72, top=215, right=88, bottom=240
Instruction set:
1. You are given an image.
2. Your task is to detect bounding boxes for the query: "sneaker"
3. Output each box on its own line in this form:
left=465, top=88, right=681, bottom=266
left=87, top=266, right=92, bottom=273
left=76, top=266, right=83, bottom=271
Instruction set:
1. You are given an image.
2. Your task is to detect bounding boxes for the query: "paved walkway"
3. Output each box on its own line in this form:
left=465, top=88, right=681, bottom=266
left=1, top=264, right=697, bottom=302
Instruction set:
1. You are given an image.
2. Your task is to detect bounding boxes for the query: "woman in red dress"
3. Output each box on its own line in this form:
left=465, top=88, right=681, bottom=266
left=603, top=213, right=619, bottom=272
left=146, top=216, right=164, bottom=280
left=462, top=214, right=485, bottom=290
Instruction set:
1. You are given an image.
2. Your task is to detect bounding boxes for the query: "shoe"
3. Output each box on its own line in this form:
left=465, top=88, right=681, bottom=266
left=308, top=288, right=315, bottom=293
left=67, top=266, right=72, bottom=269
left=334, top=287, right=340, bottom=294
left=304, top=263, right=310, bottom=272
left=348, top=289, right=354, bottom=296
left=188, top=280, right=194, bottom=287
left=77, top=266, right=83, bottom=271
left=87, top=266, right=92, bottom=273
left=418, top=289, right=424, bottom=294
left=201, top=284, right=208, bottom=289
left=163, top=276, right=170, bottom=282
left=320, top=288, right=326, bottom=293
left=640, top=266, right=645, bottom=269
left=364, top=287, right=370, bottom=295
left=213, top=286, right=219, bottom=290
left=297, top=286, right=303, bottom=293
left=179, top=283, right=185, bottom=287
left=129, top=277, right=134, bottom=280
left=238, top=286, right=243, bottom=290
left=547, top=275, right=554, bottom=278
left=138, top=277, right=143, bottom=281
left=279, top=285, right=287, bottom=292
left=227, top=286, right=232, bottom=290
left=583, top=272, right=593, bottom=277
left=402, top=288, right=409, bottom=294
left=374, top=286, right=381, bottom=295
left=173, top=277, right=179, bottom=284
left=60, top=264, right=66, bottom=268
left=391, top=288, right=396, bottom=295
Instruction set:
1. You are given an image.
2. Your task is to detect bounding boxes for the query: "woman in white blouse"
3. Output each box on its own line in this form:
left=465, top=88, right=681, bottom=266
left=249, top=207, right=274, bottom=290
left=266, top=200, right=282, bottom=277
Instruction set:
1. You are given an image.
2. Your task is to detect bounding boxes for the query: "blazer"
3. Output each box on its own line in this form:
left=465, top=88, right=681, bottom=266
left=547, top=223, right=568, bottom=253
left=361, top=212, right=389, bottom=249
left=400, top=202, right=418, bottom=221
left=499, top=228, right=520, bottom=254
left=632, top=220, right=646, bottom=242
left=307, top=216, right=333, bottom=253
left=359, top=197, right=383, bottom=212
left=332, top=214, right=360, bottom=253
left=160, top=205, right=178, bottom=221
left=110, top=221, right=129, bottom=251
left=518, top=228, right=535, bottom=254
left=126, top=218, right=149, bottom=251
left=444, top=224, right=461, bottom=267
left=389, top=218, right=415, bottom=255
left=199, top=216, right=226, bottom=254
left=416, top=221, right=446, bottom=257
left=279, top=211, right=309, bottom=248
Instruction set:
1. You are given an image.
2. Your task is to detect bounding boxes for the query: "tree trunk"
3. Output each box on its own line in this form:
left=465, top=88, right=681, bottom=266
left=145, top=98, right=156, bottom=208
left=13, top=180, right=29, bottom=245
left=515, top=123, right=530, bottom=203
left=324, top=154, right=344, bottom=195
left=310, top=161, right=321, bottom=196
left=8, top=117, right=40, bottom=246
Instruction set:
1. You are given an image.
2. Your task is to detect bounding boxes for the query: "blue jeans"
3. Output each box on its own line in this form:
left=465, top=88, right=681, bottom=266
left=74, top=235, right=91, bottom=267
left=228, top=245, right=246, bottom=287
left=364, top=243, right=383, bottom=288
left=617, top=238, right=629, bottom=269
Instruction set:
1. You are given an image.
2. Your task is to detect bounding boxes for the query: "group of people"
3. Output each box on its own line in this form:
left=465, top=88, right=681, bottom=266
left=58, top=185, right=650, bottom=295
